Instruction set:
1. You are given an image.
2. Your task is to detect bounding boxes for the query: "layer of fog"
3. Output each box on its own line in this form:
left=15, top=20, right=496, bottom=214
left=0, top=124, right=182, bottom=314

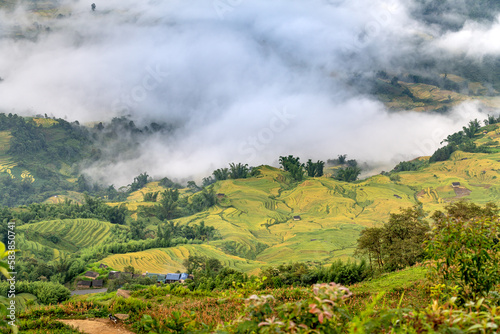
left=0, top=0, right=498, bottom=185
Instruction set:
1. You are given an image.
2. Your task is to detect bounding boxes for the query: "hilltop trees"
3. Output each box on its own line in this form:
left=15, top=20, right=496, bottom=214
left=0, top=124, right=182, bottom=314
left=463, top=119, right=481, bottom=138
left=429, top=119, right=489, bottom=163
left=334, top=166, right=361, bottom=182
left=213, top=168, right=229, bottom=181
left=279, top=155, right=304, bottom=181
left=305, top=159, right=325, bottom=177
left=154, top=189, right=179, bottom=220
left=130, top=172, right=151, bottom=192
left=229, top=163, right=249, bottom=179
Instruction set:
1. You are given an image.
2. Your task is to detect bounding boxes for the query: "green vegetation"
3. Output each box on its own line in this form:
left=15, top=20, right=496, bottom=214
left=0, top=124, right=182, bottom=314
left=355, top=206, right=430, bottom=271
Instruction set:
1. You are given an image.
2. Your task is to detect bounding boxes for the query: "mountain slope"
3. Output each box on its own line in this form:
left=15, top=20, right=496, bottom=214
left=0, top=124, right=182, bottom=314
left=99, top=124, right=500, bottom=273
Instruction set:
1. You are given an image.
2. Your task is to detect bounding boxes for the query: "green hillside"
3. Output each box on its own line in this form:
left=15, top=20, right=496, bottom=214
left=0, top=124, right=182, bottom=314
left=101, top=244, right=264, bottom=275
left=17, top=219, right=126, bottom=256
left=96, top=124, right=500, bottom=273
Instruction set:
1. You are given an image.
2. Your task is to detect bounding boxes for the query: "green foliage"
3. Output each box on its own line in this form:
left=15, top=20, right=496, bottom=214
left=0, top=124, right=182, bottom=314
left=140, top=312, right=198, bottom=334
left=130, top=219, right=148, bottom=240
left=355, top=206, right=430, bottom=271
left=158, top=177, right=182, bottom=189
left=183, top=255, right=223, bottom=276
left=107, top=275, right=156, bottom=293
left=431, top=201, right=499, bottom=222
left=463, top=119, right=481, bottom=139
left=0, top=281, right=70, bottom=305
left=426, top=214, right=500, bottom=303
left=129, top=172, right=151, bottom=192
left=279, top=155, right=304, bottom=181
left=228, top=283, right=352, bottom=333
left=0, top=195, right=128, bottom=225
left=305, top=159, right=325, bottom=177
left=229, top=163, right=249, bottom=179
left=143, top=191, right=159, bottom=202
left=335, top=166, right=361, bottom=182
left=213, top=167, right=229, bottom=181
left=392, top=159, right=427, bottom=173
left=17, top=317, right=84, bottom=333
left=429, top=144, right=455, bottom=162
left=261, top=261, right=370, bottom=289
left=156, top=220, right=219, bottom=244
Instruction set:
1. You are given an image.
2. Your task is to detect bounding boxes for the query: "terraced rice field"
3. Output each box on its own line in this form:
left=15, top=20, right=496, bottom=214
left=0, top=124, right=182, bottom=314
left=101, top=244, right=264, bottom=275
left=0, top=131, right=16, bottom=174
left=113, top=126, right=499, bottom=271
left=18, top=219, right=116, bottom=251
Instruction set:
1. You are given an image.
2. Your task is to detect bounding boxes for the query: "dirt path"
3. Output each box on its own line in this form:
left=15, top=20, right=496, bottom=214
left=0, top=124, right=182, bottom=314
left=58, top=319, right=135, bottom=334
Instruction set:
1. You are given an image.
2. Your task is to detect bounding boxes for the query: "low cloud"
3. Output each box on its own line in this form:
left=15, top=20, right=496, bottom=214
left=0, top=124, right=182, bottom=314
left=0, top=0, right=497, bottom=185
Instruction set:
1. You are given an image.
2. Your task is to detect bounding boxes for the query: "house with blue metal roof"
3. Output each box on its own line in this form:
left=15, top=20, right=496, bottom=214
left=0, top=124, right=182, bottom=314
left=145, top=272, right=191, bottom=284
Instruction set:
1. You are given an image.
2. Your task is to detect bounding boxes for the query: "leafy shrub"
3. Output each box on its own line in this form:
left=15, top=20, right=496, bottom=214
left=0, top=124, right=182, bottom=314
left=0, top=281, right=70, bottom=305
left=426, top=215, right=500, bottom=303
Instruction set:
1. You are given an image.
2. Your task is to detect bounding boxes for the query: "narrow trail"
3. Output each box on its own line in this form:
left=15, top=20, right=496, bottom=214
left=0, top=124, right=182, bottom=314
left=58, top=319, right=135, bottom=334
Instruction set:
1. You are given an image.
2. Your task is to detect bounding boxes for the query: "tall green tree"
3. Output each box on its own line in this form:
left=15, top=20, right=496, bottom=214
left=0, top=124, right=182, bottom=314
left=355, top=227, right=383, bottom=270
left=381, top=206, right=430, bottom=271
left=335, top=166, right=361, bottom=182
left=229, top=163, right=249, bottom=179
left=213, top=168, right=230, bottom=181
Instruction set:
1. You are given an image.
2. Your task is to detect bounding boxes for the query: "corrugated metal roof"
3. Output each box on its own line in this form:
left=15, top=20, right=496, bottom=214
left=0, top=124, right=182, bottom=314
left=166, top=273, right=181, bottom=280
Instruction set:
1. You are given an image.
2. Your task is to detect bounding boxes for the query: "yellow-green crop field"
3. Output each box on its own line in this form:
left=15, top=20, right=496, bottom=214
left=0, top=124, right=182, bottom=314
left=101, top=125, right=500, bottom=273
left=101, top=244, right=264, bottom=275
left=17, top=219, right=118, bottom=252
left=0, top=131, right=16, bottom=174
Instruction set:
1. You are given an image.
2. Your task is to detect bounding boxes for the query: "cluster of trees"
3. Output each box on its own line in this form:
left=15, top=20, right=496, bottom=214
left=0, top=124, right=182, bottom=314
left=0, top=280, right=70, bottom=305
left=129, top=220, right=219, bottom=242
left=430, top=119, right=489, bottom=162
left=326, top=155, right=362, bottom=182
left=356, top=201, right=499, bottom=273
left=12, top=255, right=87, bottom=285
left=391, top=159, right=428, bottom=173
left=0, top=195, right=127, bottom=228
left=202, top=163, right=262, bottom=187
left=334, top=166, right=362, bottom=182
left=279, top=156, right=324, bottom=182
left=140, top=188, right=218, bottom=221
left=485, top=114, right=500, bottom=125
left=260, top=260, right=369, bottom=289
left=355, top=206, right=430, bottom=271
left=181, top=256, right=369, bottom=292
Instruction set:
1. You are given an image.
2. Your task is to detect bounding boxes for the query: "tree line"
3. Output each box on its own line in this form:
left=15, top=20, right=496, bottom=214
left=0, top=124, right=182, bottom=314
left=355, top=201, right=499, bottom=273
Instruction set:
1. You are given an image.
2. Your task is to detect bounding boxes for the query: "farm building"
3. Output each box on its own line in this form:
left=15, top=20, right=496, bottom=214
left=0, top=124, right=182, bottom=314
left=393, top=194, right=402, bottom=199
left=217, top=193, right=225, bottom=199
left=92, top=279, right=104, bottom=288
left=108, top=271, right=120, bottom=280
left=145, top=272, right=191, bottom=284
left=77, top=281, right=91, bottom=289
left=293, top=216, right=301, bottom=221
left=165, top=273, right=190, bottom=283
left=452, top=182, right=461, bottom=188
left=99, top=263, right=108, bottom=269
left=84, top=271, right=99, bottom=280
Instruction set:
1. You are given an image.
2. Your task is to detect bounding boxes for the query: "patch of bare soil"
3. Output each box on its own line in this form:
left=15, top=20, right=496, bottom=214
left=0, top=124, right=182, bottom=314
left=58, top=318, right=135, bottom=334
left=453, top=186, right=472, bottom=198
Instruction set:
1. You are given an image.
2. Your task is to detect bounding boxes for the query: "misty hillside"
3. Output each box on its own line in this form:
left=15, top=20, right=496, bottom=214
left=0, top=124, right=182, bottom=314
left=2, top=1, right=500, bottom=333
left=4, top=119, right=498, bottom=277
left=0, top=0, right=500, bottom=185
